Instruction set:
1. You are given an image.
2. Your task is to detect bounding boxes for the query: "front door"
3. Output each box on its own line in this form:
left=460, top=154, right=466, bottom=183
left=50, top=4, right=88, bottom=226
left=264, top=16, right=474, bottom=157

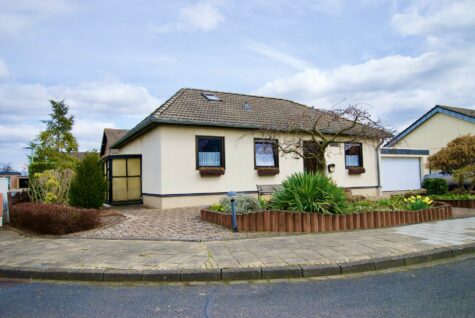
left=303, top=141, right=319, bottom=173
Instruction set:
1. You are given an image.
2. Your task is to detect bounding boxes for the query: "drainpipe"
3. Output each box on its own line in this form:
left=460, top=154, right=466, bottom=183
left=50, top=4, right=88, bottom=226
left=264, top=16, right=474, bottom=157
left=376, top=139, right=385, bottom=196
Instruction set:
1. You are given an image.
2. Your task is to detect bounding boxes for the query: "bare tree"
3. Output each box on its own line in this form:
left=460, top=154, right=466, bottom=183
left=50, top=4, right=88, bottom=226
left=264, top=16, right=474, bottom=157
left=0, top=162, right=16, bottom=173
left=261, top=104, right=393, bottom=174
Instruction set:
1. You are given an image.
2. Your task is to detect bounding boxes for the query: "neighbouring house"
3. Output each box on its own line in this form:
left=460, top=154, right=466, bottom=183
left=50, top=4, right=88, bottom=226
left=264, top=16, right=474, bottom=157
left=380, top=105, right=475, bottom=192
left=103, top=88, right=390, bottom=209
left=0, top=172, right=28, bottom=190
left=100, top=128, right=129, bottom=157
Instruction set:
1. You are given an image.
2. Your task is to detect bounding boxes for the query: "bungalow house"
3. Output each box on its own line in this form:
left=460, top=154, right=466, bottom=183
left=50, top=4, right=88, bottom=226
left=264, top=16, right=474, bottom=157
left=379, top=105, right=475, bottom=192
left=105, top=88, right=388, bottom=209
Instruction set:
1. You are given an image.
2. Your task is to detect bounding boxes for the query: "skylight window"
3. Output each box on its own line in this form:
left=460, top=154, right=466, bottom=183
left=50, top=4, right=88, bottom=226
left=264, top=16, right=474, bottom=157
left=244, top=102, right=252, bottom=112
left=202, top=92, right=221, bottom=101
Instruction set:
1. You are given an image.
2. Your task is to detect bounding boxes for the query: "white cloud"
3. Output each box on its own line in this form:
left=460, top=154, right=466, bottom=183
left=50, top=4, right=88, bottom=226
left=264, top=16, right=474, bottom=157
left=391, top=1, right=475, bottom=37
left=180, top=1, right=225, bottom=31
left=246, top=42, right=312, bottom=70
left=0, top=0, right=73, bottom=36
left=0, top=78, right=161, bottom=166
left=255, top=47, right=475, bottom=125
left=255, top=0, right=475, bottom=130
left=150, top=1, right=225, bottom=34
left=73, top=120, right=117, bottom=151
left=0, top=78, right=160, bottom=123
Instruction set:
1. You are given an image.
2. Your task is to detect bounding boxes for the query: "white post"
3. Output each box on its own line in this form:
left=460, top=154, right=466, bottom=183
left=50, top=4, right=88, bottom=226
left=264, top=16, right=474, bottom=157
left=0, top=177, right=10, bottom=226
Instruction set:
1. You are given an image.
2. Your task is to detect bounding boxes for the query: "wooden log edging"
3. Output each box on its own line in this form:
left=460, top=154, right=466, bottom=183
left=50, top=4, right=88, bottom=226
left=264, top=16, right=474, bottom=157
left=434, top=199, right=475, bottom=209
left=200, top=203, right=453, bottom=233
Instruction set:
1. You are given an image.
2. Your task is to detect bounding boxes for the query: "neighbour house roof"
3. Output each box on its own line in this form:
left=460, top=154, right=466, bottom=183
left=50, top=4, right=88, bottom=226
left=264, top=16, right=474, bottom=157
left=385, top=104, right=475, bottom=147
left=0, top=171, right=21, bottom=176
left=113, top=88, right=389, bottom=149
left=100, top=128, right=130, bottom=156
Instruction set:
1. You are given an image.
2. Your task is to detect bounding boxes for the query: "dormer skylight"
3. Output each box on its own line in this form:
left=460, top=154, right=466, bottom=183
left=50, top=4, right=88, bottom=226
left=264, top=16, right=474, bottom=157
left=202, top=92, right=221, bottom=101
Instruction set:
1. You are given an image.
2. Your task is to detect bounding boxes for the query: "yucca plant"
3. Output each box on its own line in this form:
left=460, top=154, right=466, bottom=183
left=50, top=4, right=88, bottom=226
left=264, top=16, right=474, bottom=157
left=272, top=172, right=347, bottom=214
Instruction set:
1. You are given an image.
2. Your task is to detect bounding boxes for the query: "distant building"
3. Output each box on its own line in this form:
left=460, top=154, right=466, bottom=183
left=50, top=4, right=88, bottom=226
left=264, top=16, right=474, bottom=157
left=0, top=172, right=28, bottom=190
left=100, top=128, right=129, bottom=157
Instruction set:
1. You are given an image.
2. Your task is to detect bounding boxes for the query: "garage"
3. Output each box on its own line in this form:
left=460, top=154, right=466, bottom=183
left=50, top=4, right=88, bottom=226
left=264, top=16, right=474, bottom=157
left=381, top=157, right=422, bottom=192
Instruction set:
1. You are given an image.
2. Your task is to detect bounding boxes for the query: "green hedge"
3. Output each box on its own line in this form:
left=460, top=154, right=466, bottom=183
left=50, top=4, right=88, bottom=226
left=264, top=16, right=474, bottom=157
left=422, top=178, right=448, bottom=195
left=69, top=153, right=107, bottom=209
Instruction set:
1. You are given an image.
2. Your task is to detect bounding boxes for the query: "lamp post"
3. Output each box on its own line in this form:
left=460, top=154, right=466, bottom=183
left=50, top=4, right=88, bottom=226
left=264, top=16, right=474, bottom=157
left=227, top=191, right=238, bottom=232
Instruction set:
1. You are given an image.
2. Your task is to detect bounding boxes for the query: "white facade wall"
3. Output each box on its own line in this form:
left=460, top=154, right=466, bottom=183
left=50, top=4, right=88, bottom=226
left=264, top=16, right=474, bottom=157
left=119, top=125, right=381, bottom=208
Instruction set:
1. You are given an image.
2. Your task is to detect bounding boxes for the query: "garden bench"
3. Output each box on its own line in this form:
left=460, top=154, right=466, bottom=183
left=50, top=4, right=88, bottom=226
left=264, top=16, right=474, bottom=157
left=256, top=184, right=282, bottom=197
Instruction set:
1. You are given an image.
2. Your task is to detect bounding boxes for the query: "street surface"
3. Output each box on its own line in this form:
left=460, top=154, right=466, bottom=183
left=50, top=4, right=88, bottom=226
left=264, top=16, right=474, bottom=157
left=0, top=257, right=474, bottom=318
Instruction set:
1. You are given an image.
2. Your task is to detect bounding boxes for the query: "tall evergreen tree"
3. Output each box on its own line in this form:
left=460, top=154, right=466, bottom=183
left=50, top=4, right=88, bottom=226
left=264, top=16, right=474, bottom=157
left=29, top=100, right=78, bottom=175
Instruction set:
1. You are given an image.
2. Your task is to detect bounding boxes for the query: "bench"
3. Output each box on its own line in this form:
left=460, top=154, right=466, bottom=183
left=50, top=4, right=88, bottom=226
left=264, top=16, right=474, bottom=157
left=256, top=184, right=282, bottom=197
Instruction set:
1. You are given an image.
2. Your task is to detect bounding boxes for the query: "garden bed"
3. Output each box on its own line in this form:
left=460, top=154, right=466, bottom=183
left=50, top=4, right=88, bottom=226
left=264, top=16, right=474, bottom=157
left=201, top=202, right=452, bottom=233
left=433, top=199, right=475, bottom=208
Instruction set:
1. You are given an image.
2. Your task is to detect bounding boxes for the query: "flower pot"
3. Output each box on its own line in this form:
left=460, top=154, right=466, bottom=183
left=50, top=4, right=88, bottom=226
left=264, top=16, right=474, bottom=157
left=256, top=167, right=280, bottom=176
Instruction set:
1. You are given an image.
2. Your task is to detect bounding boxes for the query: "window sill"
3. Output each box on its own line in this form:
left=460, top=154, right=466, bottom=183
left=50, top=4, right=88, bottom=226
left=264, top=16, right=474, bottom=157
left=256, top=167, right=280, bottom=176
left=348, top=167, right=365, bottom=175
left=199, top=167, right=225, bottom=176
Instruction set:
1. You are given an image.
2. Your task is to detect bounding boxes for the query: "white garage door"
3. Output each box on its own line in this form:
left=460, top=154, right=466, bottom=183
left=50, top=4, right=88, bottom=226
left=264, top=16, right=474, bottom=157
left=381, top=157, right=421, bottom=191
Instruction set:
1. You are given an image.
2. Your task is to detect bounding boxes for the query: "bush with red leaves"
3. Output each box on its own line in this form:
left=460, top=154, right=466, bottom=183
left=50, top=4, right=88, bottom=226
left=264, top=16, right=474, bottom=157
left=10, top=202, right=101, bottom=235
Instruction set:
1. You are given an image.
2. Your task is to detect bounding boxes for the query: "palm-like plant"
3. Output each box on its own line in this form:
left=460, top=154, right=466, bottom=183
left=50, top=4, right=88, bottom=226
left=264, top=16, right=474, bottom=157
left=272, top=172, right=347, bottom=214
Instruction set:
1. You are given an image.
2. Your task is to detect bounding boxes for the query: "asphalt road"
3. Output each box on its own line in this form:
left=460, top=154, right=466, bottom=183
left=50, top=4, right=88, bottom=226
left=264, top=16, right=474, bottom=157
left=0, top=258, right=474, bottom=318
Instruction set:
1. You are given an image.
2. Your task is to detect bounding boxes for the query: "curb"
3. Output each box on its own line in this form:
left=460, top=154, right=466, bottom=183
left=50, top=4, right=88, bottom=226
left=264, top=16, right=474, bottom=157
left=1, top=243, right=474, bottom=283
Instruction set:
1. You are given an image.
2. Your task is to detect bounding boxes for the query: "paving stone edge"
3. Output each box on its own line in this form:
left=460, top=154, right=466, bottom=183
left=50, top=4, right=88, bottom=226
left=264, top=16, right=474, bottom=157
left=0, top=243, right=474, bottom=282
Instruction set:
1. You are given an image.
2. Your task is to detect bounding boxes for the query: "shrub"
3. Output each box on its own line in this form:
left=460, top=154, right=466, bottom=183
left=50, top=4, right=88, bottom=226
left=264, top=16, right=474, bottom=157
left=29, top=169, right=73, bottom=204
left=404, top=196, right=433, bottom=211
left=430, top=193, right=475, bottom=200
left=10, top=202, right=101, bottom=235
left=219, top=194, right=260, bottom=213
left=347, top=196, right=406, bottom=213
left=271, top=172, right=347, bottom=214
left=69, top=153, right=107, bottom=209
left=208, top=203, right=225, bottom=212
left=422, top=178, right=448, bottom=195
left=258, top=195, right=272, bottom=210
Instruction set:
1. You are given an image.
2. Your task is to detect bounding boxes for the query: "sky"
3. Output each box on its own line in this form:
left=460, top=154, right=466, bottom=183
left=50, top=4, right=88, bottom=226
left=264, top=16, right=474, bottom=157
left=1, top=0, right=474, bottom=172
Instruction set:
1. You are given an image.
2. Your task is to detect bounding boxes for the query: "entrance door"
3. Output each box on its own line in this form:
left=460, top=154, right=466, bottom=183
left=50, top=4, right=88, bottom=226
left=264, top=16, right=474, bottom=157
left=303, top=141, right=319, bottom=173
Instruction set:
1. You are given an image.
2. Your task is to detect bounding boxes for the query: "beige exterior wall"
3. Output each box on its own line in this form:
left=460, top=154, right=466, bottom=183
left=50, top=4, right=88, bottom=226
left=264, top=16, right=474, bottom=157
left=120, top=125, right=381, bottom=209
left=119, top=127, right=163, bottom=195
left=393, top=113, right=475, bottom=155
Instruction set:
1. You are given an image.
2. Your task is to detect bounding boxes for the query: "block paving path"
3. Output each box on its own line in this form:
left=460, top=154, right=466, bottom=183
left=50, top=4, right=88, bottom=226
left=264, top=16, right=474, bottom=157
left=1, top=217, right=474, bottom=272
left=66, top=206, right=475, bottom=241
left=66, top=206, right=286, bottom=241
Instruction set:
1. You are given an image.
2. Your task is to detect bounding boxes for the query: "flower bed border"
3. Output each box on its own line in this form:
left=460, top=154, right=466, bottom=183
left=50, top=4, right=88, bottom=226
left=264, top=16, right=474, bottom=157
left=200, top=202, right=452, bottom=233
left=434, top=199, right=475, bottom=208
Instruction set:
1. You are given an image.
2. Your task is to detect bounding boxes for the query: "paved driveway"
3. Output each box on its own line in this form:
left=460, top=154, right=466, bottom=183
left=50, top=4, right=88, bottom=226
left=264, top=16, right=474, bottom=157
left=66, top=206, right=475, bottom=241
left=67, top=206, right=284, bottom=241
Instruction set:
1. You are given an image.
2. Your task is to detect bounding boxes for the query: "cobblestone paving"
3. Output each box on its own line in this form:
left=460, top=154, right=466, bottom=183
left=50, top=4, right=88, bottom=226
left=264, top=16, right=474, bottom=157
left=67, top=206, right=475, bottom=241
left=1, top=217, right=474, bottom=271
left=66, top=206, right=285, bottom=241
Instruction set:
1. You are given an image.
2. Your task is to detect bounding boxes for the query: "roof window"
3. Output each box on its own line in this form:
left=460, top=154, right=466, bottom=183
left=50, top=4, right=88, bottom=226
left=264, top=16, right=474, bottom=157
left=244, top=102, right=252, bottom=112
left=202, top=92, right=221, bottom=101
